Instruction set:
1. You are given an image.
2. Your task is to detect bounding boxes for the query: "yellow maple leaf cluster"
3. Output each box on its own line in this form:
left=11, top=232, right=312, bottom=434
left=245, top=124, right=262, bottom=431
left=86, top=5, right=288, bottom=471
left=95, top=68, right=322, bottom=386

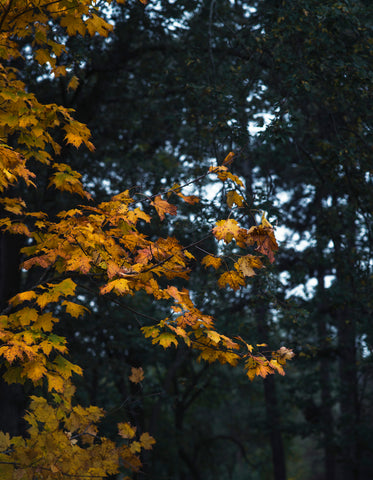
left=0, top=3, right=294, bottom=479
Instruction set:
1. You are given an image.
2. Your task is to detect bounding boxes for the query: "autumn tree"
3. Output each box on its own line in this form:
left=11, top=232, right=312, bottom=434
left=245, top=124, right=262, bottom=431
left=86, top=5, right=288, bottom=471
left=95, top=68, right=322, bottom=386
left=0, top=1, right=294, bottom=479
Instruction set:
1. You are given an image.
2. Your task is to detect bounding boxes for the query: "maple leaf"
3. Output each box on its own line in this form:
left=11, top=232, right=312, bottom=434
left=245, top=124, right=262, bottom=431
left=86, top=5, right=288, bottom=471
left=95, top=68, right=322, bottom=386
left=106, top=261, right=122, bottom=279
left=0, top=432, right=11, bottom=451
left=245, top=356, right=273, bottom=380
left=151, top=195, right=177, bottom=221
left=275, top=346, right=295, bottom=364
left=34, top=49, right=52, bottom=66
left=206, top=330, right=221, bottom=344
left=100, top=278, right=131, bottom=295
left=60, top=13, right=86, bottom=36
left=130, top=441, right=142, bottom=454
left=16, top=307, right=38, bottom=327
left=269, top=359, right=285, bottom=376
left=235, top=255, right=263, bottom=277
left=46, top=373, right=65, bottom=393
left=118, top=423, right=136, bottom=440
left=62, top=301, right=88, bottom=318
left=154, top=332, right=178, bottom=349
left=0, top=196, right=26, bottom=215
left=168, top=183, right=200, bottom=204
left=34, top=312, right=58, bottom=332
left=213, top=219, right=240, bottom=243
left=67, top=75, right=79, bottom=91
left=23, top=359, right=47, bottom=382
left=129, top=367, right=144, bottom=384
left=209, top=165, right=243, bottom=186
left=222, top=151, right=235, bottom=166
left=9, top=290, right=36, bottom=306
left=52, top=355, right=82, bottom=379
left=246, top=225, right=279, bottom=263
left=36, top=279, right=77, bottom=309
left=217, top=271, right=245, bottom=290
left=49, top=162, right=92, bottom=199
left=226, top=190, right=244, bottom=208
left=140, top=432, right=156, bottom=449
left=201, top=254, right=222, bottom=270
left=86, top=13, right=113, bottom=37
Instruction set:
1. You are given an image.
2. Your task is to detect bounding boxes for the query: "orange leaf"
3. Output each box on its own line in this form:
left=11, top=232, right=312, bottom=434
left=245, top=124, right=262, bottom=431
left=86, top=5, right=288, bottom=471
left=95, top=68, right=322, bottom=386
left=222, top=151, right=235, bottom=166
left=151, top=195, right=177, bottom=221
left=217, top=271, right=245, bottom=290
left=129, top=367, right=144, bottom=384
left=213, top=219, right=240, bottom=243
left=201, top=255, right=222, bottom=270
left=246, top=225, right=278, bottom=263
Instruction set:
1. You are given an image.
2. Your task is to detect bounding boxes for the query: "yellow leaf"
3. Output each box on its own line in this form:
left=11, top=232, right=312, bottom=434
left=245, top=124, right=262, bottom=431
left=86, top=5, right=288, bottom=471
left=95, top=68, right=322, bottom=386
left=67, top=75, right=79, bottom=91
left=210, top=166, right=243, bottom=186
left=226, top=190, right=244, bottom=208
left=201, top=254, right=222, bottom=270
left=155, top=332, right=178, bottom=349
left=34, top=49, right=51, bottom=66
left=10, top=290, right=36, bottom=306
left=34, top=312, right=58, bottom=332
left=62, top=301, right=88, bottom=318
left=23, top=359, right=47, bottom=382
left=100, top=279, right=131, bottom=295
left=269, top=359, right=285, bottom=376
left=140, top=432, right=156, bottom=450
left=0, top=431, right=11, bottom=451
left=130, top=441, right=142, bottom=453
left=217, top=271, right=245, bottom=291
left=17, top=307, right=38, bottom=327
left=235, top=255, right=263, bottom=277
left=60, top=14, right=86, bottom=36
left=212, top=219, right=240, bottom=243
left=46, top=373, right=65, bottom=393
left=261, top=212, right=273, bottom=228
left=86, top=13, right=113, bottom=37
left=206, top=330, right=221, bottom=344
left=118, top=422, right=136, bottom=439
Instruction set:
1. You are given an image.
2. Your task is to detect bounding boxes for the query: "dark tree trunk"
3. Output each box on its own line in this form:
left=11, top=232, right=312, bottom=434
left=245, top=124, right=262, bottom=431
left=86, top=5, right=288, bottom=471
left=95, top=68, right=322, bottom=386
left=332, top=203, right=359, bottom=480
left=0, top=233, right=26, bottom=435
left=314, top=191, right=337, bottom=480
left=316, top=270, right=336, bottom=480
left=255, top=286, right=287, bottom=480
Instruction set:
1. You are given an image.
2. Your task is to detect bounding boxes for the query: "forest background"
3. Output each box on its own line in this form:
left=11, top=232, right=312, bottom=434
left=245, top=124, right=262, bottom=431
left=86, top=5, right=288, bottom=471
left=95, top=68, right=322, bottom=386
left=0, top=1, right=372, bottom=480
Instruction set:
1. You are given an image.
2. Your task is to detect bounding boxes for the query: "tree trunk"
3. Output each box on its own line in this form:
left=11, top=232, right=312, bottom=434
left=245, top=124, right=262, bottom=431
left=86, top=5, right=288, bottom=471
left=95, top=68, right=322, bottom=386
left=332, top=202, right=359, bottom=480
left=254, top=283, right=287, bottom=480
left=316, top=270, right=336, bottom=480
left=0, top=233, right=26, bottom=435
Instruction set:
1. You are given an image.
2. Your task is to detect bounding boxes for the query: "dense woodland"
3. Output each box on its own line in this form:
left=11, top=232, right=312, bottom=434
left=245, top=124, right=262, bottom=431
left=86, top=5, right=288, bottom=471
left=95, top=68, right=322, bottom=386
left=0, top=1, right=372, bottom=479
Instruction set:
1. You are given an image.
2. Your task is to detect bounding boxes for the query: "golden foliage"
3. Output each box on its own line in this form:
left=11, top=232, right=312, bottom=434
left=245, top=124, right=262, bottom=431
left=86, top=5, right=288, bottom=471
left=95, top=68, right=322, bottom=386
left=0, top=2, right=292, bottom=478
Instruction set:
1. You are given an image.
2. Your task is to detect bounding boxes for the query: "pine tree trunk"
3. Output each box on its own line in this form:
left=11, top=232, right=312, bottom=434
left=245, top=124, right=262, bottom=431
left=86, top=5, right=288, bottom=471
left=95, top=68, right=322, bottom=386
left=316, top=270, right=336, bottom=480
left=332, top=203, right=359, bottom=480
left=254, top=283, right=286, bottom=480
